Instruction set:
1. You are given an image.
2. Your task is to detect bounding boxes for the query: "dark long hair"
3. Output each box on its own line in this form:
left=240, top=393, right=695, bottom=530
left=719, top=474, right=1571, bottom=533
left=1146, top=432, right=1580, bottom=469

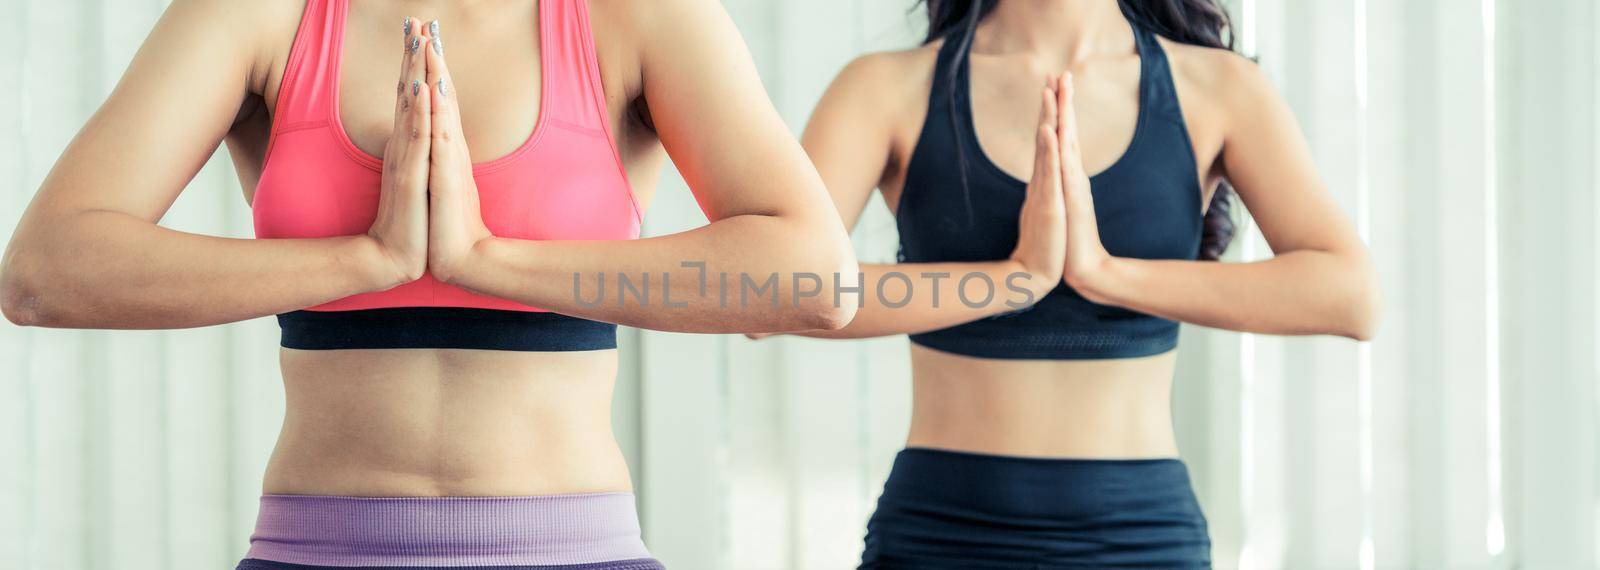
left=920, top=0, right=1237, bottom=261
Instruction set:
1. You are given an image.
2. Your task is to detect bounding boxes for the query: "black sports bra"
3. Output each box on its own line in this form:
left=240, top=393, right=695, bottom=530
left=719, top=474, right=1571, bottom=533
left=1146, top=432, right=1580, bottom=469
left=896, top=18, right=1204, bottom=360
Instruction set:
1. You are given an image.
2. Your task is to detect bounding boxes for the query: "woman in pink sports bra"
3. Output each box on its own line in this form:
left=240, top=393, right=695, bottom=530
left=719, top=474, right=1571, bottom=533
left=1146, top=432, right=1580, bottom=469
left=0, top=1, right=859, bottom=568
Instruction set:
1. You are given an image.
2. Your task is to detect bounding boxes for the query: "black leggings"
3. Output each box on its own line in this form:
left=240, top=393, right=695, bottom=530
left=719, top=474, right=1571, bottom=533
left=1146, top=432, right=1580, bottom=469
left=860, top=448, right=1212, bottom=569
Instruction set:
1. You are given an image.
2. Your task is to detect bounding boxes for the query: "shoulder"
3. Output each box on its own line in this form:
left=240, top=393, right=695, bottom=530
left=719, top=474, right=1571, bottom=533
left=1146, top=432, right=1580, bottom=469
left=825, top=43, right=943, bottom=112
left=144, top=0, right=303, bottom=89
left=840, top=44, right=942, bottom=88
left=585, top=0, right=753, bottom=81
left=162, top=0, right=291, bottom=18
left=588, top=0, right=730, bottom=45
left=1157, top=38, right=1276, bottom=112
left=160, top=0, right=301, bottom=40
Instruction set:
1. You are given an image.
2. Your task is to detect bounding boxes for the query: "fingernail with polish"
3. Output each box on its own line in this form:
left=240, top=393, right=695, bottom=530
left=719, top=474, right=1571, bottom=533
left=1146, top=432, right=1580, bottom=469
left=429, top=20, right=441, bottom=38
left=409, top=36, right=420, bottom=54
left=403, top=18, right=411, bottom=37
left=412, top=80, right=420, bottom=96
left=432, top=37, right=444, bottom=56
left=439, top=78, right=449, bottom=97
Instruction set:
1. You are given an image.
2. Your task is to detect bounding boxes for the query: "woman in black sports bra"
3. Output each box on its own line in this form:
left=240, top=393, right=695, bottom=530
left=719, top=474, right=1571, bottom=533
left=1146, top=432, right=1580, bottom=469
left=787, top=0, right=1380, bottom=567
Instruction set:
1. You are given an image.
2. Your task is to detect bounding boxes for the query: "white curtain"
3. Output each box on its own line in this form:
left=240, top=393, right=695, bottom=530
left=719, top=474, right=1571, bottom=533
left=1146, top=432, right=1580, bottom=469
left=1, top=1, right=1595, bottom=569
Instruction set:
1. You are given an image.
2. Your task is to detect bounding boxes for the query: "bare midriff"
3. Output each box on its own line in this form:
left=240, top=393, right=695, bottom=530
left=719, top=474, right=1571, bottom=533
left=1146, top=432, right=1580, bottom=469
left=263, top=348, right=631, bottom=497
left=905, top=343, right=1180, bottom=459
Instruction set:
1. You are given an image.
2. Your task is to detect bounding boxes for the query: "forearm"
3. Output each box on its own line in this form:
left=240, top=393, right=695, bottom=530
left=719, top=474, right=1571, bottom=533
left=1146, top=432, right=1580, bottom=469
left=1, top=210, right=392, bottom=329
left=450, top=213, right=859, bottom=334
left=794, top=260, right=1044, bottom=340
left=1079, top=250, right=1381, bottom=340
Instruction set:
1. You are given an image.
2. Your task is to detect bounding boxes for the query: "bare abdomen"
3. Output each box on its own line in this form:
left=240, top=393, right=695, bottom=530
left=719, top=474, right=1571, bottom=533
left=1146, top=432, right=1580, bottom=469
left=263, top=348, right=631, bottom=497
left=905, top=344, right=1182, bottom=459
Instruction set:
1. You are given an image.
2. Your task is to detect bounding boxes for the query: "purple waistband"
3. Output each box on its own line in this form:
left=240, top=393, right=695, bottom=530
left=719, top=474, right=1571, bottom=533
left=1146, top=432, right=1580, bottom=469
left=245, top=493, right=652, bottom=567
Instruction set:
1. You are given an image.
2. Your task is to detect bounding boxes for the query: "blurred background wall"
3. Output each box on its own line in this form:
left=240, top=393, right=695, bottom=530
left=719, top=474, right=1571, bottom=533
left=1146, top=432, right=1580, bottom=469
left=2, top=0, right=1597, bottom=568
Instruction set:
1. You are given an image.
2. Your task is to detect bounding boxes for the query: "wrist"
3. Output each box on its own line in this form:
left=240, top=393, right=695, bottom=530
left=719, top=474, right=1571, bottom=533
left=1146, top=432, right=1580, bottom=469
left=1000, top=259, right=1057, bottom=307
left=1065, top=255, right=1123, bottom=306
left=347, top=235, right=408, bottom=292
left=434, top=236, right=496, bottom=290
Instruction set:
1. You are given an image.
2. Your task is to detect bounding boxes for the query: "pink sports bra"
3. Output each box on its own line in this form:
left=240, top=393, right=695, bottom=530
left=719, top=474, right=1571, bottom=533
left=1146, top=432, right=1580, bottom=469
left=253, top=0, right=641, bottom=351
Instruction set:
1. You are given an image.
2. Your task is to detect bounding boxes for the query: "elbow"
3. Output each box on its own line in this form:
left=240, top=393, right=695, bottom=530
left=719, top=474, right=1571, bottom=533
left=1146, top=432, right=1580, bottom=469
left=799, top=296, right=858, bottom=332
left=1339, top=311, right=1378, bottom=343
left=1341, top=290, right=1382, bottom=342
left=801, top=266, right=862, bottom=332
left=763, top=210, right=861, bottom=332
left=0, top=282, right=40, bottom=328
left=1335, top=262, right=1383, bottom=342
left=796, top=242, right=861, bottom=332
left=0, top=250, right=47, bottom=327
